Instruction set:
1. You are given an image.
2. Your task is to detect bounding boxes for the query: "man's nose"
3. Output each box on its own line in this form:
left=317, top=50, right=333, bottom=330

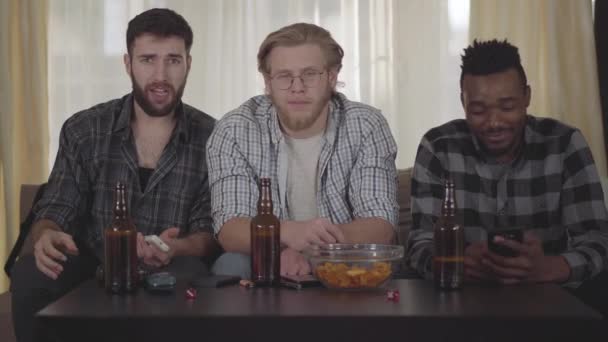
left=152, top=61, right=168, bottom=81
left=290, top=76, right=305, bottom=92
left=488, top=111, right=501, bottom=129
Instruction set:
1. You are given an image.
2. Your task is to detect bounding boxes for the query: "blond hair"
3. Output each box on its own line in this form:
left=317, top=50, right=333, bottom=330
left=257, top=23, right=344, bottom=74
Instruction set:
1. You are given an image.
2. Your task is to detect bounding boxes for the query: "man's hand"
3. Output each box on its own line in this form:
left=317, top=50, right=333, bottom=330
left=280, top=248, right=311, bottom=276
left=33, top=229, right=79, bottom=279
left=282, top=218, right=345, bottom=251
left=482, top=232, right=571, bottom=284
left=136, top=227, right=179, bottom=268
left=464, top=241, right=492, bottom=282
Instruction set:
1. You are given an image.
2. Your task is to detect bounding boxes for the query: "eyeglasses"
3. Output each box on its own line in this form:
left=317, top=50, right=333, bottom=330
left=270, top=70, right=325, bottom=90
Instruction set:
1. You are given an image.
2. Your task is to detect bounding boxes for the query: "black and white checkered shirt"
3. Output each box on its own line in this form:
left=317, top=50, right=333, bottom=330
left=206, top=93, right=399, bottom=233
left=407, top=115, right=608, bottom=286
left=34, top=94, right=216, bottom=257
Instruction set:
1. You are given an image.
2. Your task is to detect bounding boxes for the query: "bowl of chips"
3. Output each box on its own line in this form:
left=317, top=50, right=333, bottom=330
left=303, top=244, right=404, bottom=290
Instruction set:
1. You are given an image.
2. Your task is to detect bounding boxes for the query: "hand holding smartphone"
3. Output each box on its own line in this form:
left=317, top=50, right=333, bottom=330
left=487, top=229, right=524, bottom=257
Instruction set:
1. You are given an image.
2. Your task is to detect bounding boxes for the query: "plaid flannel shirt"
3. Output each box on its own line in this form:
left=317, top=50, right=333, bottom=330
left=34, top=94, right=215, bottom=258
left=407, top=115, right=608, bottom=286
left=206, top=93, right=398, bottom=234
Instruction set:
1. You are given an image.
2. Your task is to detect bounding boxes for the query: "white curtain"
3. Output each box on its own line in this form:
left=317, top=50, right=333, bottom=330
left=1, top=0, right=48, bottom=293
left=48, top=0, right=469, bottom=170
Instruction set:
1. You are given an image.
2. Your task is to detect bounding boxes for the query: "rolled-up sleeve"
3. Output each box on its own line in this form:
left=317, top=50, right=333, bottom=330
left=34, top=117, right=91, bottom=234
left=559, top=130, right=608, bottom=285
left=407, top=136, right=445, bottom=278
left=186, top=172, right=214, bottom=235
left=206, top=117, right=258, bottom=235
left=349, top=112, right=399, bottom=228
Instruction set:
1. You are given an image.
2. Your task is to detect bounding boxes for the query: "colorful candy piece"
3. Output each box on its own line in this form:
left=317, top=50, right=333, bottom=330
left=185, top=287, right=197, bottom=299
left=386, top=289, right=400, bottom=302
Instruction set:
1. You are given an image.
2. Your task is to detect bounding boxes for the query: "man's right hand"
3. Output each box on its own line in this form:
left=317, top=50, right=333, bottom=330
left=464, top=241, right=491, bottom=282
left=282, top=218, right=345, bottom=251
left=33, top=228, right=79, bottom=280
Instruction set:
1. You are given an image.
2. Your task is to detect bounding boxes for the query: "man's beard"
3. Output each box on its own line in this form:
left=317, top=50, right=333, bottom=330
left=273, top=90, right=332, bottom=132
left=130, top=72, right=186, bottom=117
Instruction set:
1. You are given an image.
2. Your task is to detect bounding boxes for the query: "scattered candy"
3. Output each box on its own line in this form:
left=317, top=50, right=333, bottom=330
left=185, top=287, right=197, bottom=299
left=239, top=279, right=255, bottom=288
left=386, top=289, right=400, bottom=302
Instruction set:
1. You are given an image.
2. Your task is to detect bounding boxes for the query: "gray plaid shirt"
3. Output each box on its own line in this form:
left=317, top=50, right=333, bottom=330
left=407, top=116, right=608, bottom=286
left=207, top=93, right=398, bottom=233
left=34, top=94, right=215, bottom=258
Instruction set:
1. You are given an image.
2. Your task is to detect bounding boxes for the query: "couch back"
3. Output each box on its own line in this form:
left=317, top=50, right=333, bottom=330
left=396, top=168, right=413, bottom=246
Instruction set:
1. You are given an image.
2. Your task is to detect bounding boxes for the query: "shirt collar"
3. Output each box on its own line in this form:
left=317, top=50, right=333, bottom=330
left=113, top=93, right=189, bottom=143
left=267, top=92, right=344, bottom=145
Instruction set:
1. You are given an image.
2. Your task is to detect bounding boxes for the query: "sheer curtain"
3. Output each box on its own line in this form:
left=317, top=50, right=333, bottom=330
left=0, top=0, right=48, bottom=293
left=48, top=0, right=469, bottom=170
left=469, top=0, right=607, bottom=177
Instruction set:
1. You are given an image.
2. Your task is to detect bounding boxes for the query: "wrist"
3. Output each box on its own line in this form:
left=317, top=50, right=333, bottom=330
left=280, top=221, right=295, bottom=246
left=31, top=219, right=60, bottom=243
left=542, top=255, right=571, bottom=283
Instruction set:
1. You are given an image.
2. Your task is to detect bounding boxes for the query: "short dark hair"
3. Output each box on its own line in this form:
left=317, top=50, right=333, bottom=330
left=126, top=8, right=193, bottom=55
left=460, top=39, right=527, bottom=89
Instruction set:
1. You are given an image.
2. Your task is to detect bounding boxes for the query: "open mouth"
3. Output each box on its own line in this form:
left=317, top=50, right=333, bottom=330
left=148, top=85, right=172, bottom=103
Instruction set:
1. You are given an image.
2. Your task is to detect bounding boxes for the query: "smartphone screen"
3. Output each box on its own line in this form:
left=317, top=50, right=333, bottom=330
left=280, top=274, right=321, bottom=290
left=488, top=229, right=524, bottom=257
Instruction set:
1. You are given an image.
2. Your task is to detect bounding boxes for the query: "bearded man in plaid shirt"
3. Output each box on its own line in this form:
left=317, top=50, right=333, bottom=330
left=207, top=23, right=398, bottom=278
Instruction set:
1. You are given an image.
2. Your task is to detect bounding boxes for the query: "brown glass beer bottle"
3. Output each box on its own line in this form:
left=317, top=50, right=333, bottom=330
left=433, top=176, right=464, bottom=290
left=250, top=178, right=281, bottom=286
left=104, top=182, right=138, bottom=294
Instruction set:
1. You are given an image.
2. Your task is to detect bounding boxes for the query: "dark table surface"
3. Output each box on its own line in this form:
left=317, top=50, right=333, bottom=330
left=37, top=278, right=605, bottom=342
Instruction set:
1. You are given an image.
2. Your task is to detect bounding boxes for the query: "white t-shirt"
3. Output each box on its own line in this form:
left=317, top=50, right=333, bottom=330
left=284, top=132, right=324, bottom=221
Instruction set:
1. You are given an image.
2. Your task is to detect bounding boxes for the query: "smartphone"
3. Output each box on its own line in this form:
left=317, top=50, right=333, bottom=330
left=145, top=271, right=176, bottom=293
left=488, top=229, right=524, bottom=257
left=280, top=274, right=322, bottom=290
left=189, top=274, right=241, bottom=288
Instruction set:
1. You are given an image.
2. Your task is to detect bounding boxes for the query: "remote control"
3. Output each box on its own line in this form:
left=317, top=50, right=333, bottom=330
left=144, top=235, right=170, bottom=252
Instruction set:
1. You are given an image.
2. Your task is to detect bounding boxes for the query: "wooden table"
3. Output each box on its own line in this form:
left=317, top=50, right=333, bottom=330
left=37, top=279, right=604, bottom=342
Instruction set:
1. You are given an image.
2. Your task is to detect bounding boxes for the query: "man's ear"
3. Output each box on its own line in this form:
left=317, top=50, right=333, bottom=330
left=124, top=53, right=131, bottom=76
left=186, top=54, right=192, bottom=73
left=460, top=92, right=465, bottom=108
left=328, top=66, right=339, bottom=88
left=524, top=85, right=531, bottom=107
left=263, top=72, right=272, bottom=95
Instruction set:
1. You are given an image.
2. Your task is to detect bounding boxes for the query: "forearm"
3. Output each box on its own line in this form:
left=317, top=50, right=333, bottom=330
left=217, top=218, right=252, bottom=254
left=339, top=217, right=394, bottom=244
left=172, top=231, right=220, bottom=257
left=406, top=229, right=434, bottom=277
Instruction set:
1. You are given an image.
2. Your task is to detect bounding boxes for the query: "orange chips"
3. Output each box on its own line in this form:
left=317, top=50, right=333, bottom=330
left=315, top=261, right=391, bottom=289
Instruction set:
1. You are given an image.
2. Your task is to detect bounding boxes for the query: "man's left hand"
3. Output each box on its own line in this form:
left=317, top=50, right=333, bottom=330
left=481, top=232, right=570, bottom=284
left=137, top=227, right=179, bottom=268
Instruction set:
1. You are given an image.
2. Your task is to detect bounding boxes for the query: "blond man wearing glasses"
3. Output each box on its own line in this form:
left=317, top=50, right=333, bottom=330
left=206, top=23, right=398, bottom=278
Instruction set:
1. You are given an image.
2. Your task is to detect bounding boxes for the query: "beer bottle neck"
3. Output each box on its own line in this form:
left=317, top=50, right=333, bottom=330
left=441, top=181, right=457, bottom=217
left=113, top=188, right=129, bottom=221
left=258, top=186, right=273, bottom=215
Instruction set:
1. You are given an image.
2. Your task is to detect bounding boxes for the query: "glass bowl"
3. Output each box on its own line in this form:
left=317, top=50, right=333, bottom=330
left=303, top=244, right=404, bottom=290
